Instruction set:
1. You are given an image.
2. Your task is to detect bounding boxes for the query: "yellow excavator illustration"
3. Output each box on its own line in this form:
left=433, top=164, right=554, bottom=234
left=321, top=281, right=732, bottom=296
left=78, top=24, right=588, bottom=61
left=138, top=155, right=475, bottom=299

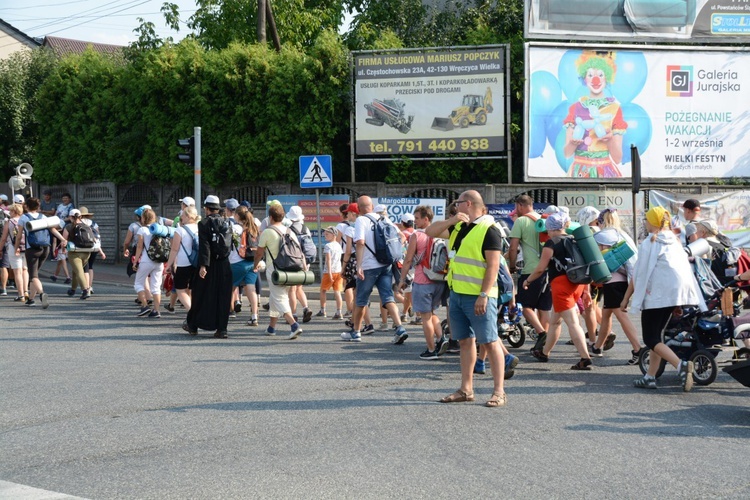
left=431, top=87, right=493, bottom=131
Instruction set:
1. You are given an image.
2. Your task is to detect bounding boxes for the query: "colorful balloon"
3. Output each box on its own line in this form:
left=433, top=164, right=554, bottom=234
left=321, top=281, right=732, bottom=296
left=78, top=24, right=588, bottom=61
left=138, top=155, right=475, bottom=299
left=557, top=49, right=584, bottom=101
left=610, top=51, right=647, bottom=105
left=530, top=71, right=562, bottom=116
left=620, top=102, right=652, bottom=164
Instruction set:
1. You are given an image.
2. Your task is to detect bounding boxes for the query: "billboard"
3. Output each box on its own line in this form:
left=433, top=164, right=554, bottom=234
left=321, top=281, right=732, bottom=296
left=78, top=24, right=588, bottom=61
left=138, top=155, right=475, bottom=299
left=650, top=189, right=750, bottom=248
left=525, top=0, right=750, bottom=43
left=526, top=43, right=750, bottom=182
left=353, top=46, right=507, bottom=157
left=372, top=197, right=447, bottom=223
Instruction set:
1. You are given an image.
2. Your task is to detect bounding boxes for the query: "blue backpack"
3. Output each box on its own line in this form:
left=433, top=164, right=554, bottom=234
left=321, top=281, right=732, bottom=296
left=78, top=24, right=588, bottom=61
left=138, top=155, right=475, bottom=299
left=25, top=213, right=51, bottom=248
left=179, top=226, right=199, bottom=268
left=497, top=260, right=515, bottom=305
left=364, top=214, right=402, bottom=265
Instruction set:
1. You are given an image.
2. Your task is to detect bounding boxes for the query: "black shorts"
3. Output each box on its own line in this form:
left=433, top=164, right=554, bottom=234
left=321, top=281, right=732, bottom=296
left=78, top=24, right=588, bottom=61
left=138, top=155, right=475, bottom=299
left=173, top=266, right=195, bottom=290
left=516, top=273, right=552, bottom=311
left=84, top=251, right=97, bottom=271
left=602, top=281, right=628, bottom=309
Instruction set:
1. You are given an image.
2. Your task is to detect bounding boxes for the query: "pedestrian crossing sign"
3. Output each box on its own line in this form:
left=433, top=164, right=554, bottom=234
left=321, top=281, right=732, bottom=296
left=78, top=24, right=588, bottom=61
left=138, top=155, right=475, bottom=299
left=299, top=155, right=333, bottom=188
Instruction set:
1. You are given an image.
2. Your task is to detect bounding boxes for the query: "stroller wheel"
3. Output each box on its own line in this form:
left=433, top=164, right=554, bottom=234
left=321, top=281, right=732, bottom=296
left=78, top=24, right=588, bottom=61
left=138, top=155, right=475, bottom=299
left=506, top=324, right=526, bottom=348
left=690, top=349, right=718, bottom=385
left=638, top=348, right=667, bottom=378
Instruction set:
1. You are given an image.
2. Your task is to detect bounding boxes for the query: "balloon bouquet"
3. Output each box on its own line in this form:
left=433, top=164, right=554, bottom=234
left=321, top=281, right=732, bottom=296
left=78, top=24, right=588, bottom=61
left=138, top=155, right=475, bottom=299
left=529, top=49, right=653, bottom=178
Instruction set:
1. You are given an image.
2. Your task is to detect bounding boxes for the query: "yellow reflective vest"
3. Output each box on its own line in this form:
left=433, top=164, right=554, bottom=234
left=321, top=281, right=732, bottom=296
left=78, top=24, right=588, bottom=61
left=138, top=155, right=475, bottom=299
left=447, top=219, right=498, bottom=298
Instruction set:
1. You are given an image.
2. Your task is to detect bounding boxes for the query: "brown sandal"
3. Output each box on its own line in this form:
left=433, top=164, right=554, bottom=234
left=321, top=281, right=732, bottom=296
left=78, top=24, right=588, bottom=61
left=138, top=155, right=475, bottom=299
left=439, top=389, right=474, bottom=403
left=485, top=392, right=507, bottom=408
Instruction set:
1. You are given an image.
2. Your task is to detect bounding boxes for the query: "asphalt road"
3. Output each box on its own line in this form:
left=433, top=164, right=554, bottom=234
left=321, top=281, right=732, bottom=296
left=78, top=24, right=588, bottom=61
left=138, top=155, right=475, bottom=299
left=1, top=280, right=749, bottom=499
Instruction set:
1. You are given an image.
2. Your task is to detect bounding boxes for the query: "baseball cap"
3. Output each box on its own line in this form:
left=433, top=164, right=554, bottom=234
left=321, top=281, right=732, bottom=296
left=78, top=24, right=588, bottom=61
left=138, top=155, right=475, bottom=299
left=696, top=219, right=719, bottom=236
left=400, top=213, right=415, bottom=223
left=374, top=204, right=387, bottom=214
left=224, top=198, right=239, bottom=211
left=346, top=203, right=359, bottom=214
left=240, top=200, right=251, bottom=208
left=324, top=226, right=338, bottom=236
left=204, top=195, right=221, bottom=208
left=13, top=194, right=24, bottom=204
left=0, top=194, right=7, bottom=201
left=69, top=209, right=82, bottom=218
left=180, top=196, right=196, bottom=207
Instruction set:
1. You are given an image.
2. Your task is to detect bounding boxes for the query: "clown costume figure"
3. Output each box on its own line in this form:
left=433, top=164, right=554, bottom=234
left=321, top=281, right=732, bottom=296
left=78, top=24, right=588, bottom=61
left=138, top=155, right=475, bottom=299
left=564, top=51, right=627, bottom=178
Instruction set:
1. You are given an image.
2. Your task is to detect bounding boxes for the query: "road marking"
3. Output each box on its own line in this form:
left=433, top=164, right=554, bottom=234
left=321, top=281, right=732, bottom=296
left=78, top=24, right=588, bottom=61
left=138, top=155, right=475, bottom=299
left=0, top=480, right=87, bottom=499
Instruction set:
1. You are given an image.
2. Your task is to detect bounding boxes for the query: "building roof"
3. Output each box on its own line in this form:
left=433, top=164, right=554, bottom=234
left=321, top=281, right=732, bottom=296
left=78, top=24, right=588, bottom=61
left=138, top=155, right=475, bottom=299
left=0, top=18, right=41, bottom=49
left=43, top=36, right=124, bottom=57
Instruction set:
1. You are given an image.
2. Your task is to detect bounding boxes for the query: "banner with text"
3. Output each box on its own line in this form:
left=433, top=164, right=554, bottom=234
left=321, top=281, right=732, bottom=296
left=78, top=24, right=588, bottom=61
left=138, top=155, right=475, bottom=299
left=372, top=198, right=447, bottom=223
left=527, top=44, right=750, bottom=182
left=649, top=189, right=750, bottom=248
left=354, top=47, right=507, bottom=157
left=558, top=190, right=645, bottom=237
left=526, top=0, right=750, bottom=43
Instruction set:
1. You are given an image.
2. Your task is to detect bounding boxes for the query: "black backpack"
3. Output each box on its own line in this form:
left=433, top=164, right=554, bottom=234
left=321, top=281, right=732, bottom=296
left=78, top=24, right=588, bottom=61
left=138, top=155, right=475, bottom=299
left=72, top=223, right=96, bottom=248
left=208, top=215, right=233, bottom=260
left=551, top=235, right=593, bottom=285
left=146, top=235, right=171, bottom=263
left=290, top=222, right=317, bottom=263
left=269, top=226, right=305, bottom=272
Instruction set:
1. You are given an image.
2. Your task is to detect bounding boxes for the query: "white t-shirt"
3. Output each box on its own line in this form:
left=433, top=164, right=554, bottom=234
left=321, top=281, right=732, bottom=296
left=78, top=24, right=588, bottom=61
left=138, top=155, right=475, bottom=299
left=175, top=223, right=198, bottom=267
left=355, top=213, right=388, bottom=270
left=137, top=226, right=156, bottom=264
left=343, top=224, right=355, bottom=255
left=228, top=222, right=243, bottom=264
left=323, top=241, right=343, bottom=274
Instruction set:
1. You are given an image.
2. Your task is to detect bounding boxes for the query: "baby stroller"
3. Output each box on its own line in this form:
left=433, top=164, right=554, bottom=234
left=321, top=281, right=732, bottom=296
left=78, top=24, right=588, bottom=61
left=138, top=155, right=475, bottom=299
left=637, top=284, right=743, bottom=386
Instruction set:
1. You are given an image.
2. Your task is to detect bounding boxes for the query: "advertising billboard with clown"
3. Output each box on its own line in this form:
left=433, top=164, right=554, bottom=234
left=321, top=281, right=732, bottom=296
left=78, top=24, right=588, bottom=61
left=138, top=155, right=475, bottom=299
left=526, top=43, right=750, bottom=181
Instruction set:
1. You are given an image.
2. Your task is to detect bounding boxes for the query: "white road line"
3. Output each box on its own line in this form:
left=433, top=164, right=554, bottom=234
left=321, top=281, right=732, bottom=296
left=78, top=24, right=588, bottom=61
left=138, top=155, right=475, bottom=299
left=0, top=481, right=87, bottom=499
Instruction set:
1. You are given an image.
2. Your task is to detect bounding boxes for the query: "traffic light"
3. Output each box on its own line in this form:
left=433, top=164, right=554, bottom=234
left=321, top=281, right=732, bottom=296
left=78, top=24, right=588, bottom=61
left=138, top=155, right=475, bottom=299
left=177, top=137, right=194, bottom=165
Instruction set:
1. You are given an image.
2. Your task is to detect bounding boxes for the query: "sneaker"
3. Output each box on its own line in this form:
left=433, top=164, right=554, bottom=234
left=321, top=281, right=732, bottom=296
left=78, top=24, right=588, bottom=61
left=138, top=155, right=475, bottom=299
left=474, top=359, right=486, bottom=374
left=262, top=303, right=270, bottom=311
left=137, top=306, right=152, bottom=317
left=182, top=321, right=198, bottom=336
left=289, top=322, right=302, bottom=340
left=340, top=329, right=362, bottom=342
left=679, top=360, right=694, bottom=392
left=134, top=298, right=141, bottom=304
left=603, top=333, right=617, bottom=351
left=343, top=310, right=352, bottom=319
left=505, top=354, right=519, bottom=371
left=0, top=289, right=6, bottom=296
left=377, top=322, right=390, bottom=331
left=26, top=299, right=36, bottom=307
left=66, top=289, right=76, bottom=297
left=234, top=301, right=242, bottom=313
left=165, top=304, right=175, bottom=314
left=229, top=311, right=237, bottom=319
left=214, top=330, right=228, bottom=339
left=246, top=318, right=259, bottom=327
left=14, top=296, right=25, bottom=302
left=391, top=326, right=408, bottom=345
left=148, top=310, right=161, bottom=318
left=531, top=349, right=549, bottom=362
left=589, top=345, right=603, bottom=357
left=315, top=309, right=326, bottom=317
left=89, top=288, right=94, bottom=295
left=360, top=324, right=375, bottom=335
left=436, top=335, right=449, bottom=356
left=50, top=275, right=58, bottom=282
left=633, top=375, right=657, bottom=389
left=302, top=308, right=313, bottom=323
left=265, top=326, right=276, bottom=336
left=446, top=339, right=461, bottom=354
left=147, top=299, right=153, bottom=306
left=409, top=316, right=422, bottom=325
left=420, top=349, right=439, bottom=360
left=332, top=312, right=343, bottom=320
left=80, top=290, right=90, bottom=300
left=64, top=277, right=72, bottom=284
left=345, top=319, right=354, bottom=329
left=627, top=349, right=642, bottom=366
left=39, top=292, right=49, bottom=309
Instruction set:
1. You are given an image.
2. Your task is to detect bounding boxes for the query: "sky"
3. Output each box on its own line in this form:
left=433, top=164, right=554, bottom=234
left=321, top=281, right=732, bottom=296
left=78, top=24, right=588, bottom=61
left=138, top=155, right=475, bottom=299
left=0, top=0, right=354, bottom=47
left=0, top=0, right=199, bottom=46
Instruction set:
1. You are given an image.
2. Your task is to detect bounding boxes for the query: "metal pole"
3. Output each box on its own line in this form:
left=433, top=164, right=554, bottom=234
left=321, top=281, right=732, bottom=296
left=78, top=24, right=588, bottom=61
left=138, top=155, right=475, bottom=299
left=316, top=188, right=323, bottom=266
left=194, top=126, right=201, bottom=204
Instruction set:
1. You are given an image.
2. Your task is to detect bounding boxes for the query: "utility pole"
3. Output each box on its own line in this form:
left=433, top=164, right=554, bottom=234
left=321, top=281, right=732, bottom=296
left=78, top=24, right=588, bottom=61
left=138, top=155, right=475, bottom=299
left=257, top=0, right=266, bottom=43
